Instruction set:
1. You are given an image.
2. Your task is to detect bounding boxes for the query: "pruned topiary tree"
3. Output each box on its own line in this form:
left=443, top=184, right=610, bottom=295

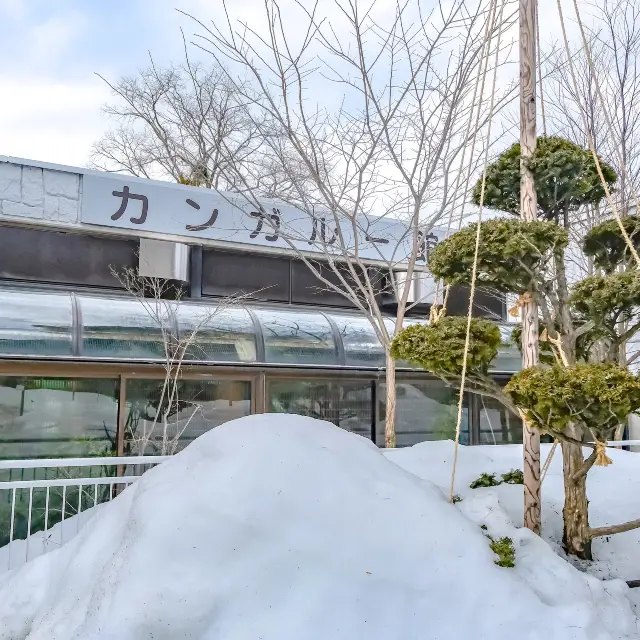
left=391, top=317, right=502, bottom=379
left=583, top=215, right=640, bottom=272
left=472, top=136, right=616, bottom=227
left=393, top=137, right=640, bottom=560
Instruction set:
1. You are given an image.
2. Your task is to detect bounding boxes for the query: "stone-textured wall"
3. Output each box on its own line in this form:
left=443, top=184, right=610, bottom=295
left=0, top=161, right=80, bottom=224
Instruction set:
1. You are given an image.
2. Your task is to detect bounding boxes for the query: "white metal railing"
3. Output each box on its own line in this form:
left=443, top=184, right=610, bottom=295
left=602, top=441, right=640, bottom=447
left=0, top=456, right=170, bottom=573
left=0, top=455, right=170, bottom=470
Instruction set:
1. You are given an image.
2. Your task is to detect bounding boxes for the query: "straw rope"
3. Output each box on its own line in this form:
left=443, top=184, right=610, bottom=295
left=449, top=0, right=507, bottom=502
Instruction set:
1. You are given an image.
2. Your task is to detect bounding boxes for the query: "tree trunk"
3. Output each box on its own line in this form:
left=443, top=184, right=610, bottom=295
left=385, top=351, right=397, bottom=448
left=519, top=0, right=541, bottom=534
left=561, top=426, right=592, bottom=559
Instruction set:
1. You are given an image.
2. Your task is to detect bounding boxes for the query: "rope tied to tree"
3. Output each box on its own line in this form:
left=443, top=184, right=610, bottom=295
left=449, top=0, right=506, bottom=504
left=429, top=302, right=447, bottom=325
left=594, top=440, right=613, bottom=467
left=508, top=292, right=533, bottom=317
left=541, top=439, right=559, bottom=482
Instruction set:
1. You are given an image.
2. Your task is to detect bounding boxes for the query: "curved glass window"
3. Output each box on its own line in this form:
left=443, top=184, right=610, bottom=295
left=178, top=304, right=257, bottom=362
left=0, top=289, right=73, bottom=356
left=329, top=313, right=385, bottom=367
left=390, top=316, right=421, bottom=368
left=254, top=308, right=338, bottom=365
left=78, top=295, right=167, bottom=360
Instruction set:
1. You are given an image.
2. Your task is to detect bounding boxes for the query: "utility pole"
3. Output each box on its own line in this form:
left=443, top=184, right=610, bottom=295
left=520, top=0, right=541, bottom=534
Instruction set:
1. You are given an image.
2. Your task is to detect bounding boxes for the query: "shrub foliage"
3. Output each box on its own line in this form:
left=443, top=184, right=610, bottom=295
left=505, top=363, right=640, bottom=441
left=428, top=218, right=567, bottom=293
left=583, top=215, right=640, bottom=272
left=472, top=136, right=616, bottom=223
left=391, top=317, right=501, bottom=378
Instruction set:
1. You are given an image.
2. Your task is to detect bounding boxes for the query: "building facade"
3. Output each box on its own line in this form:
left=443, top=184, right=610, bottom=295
left=0, top=155, right=523, bottom=462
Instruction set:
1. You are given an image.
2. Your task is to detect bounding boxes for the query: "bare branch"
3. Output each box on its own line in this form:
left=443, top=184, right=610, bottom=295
left=590, top=517, right=640, bottom=539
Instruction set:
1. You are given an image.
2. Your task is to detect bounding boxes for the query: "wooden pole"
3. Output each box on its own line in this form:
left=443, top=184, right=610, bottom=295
left=520, top=0, right=541, bottom=534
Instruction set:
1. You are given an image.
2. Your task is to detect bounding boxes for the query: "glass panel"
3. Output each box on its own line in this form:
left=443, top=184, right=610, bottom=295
left=378, top=380, right=470, bottom=447
left=0, top=376, right=119, bottom=548
left=0, top=289, right=73, bottom=356
left=123, top=379, right=251, bottom=455
left=330, top=314, right=385, bottom=367
left=178, top=304, right=257, bottom=362
left=478, top=395, right=523, bottom=445
left=268, top=379, right=372, bottom=439
left=79, top=295, right=167, bottom=360
left=0, top=377, right=118, bottom=459
left=255, top=309, right=338, bottom=365
left=492, top=324, right=522, bottom=373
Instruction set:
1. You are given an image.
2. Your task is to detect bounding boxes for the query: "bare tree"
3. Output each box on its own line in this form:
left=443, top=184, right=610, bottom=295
left=91, top=42, right=297, bottom=195
left=545, top=0, right=640, bottom=254
left=183, top=0, right=517, bottom=446
left=111, top=266, right=250, bottom=455
left=545, top=0, right=640, bottom=373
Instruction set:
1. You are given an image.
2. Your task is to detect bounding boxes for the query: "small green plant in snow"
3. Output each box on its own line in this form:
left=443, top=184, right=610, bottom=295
left=501, top=469, right=524, bottom=485
left=470, top=472, right=501, bottom=489
left=489, top=536, right=516, bottom=568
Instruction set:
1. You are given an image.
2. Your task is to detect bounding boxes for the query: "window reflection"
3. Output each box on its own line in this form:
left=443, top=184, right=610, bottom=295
left=329, top=314, right=385, bottom=367
left=378, top=380, right=470, bottom=447
left=0, top=377, right=118, bottom=459
left=78, top=295, right=167, bottom=360
left=0, top=376, right=119, bottom=548
left=268, top=379, right=372, bottom=439
left=124, top=379, right=251, bottom=455
left=178, top=305, right=257, bottom=362
left=478, top=395, right=523, bottom=445
left=0, top=289, right=73, bottom=356
left=255, top=309, right=338, bottom=365
left=491, top=324, right=522, bottom=372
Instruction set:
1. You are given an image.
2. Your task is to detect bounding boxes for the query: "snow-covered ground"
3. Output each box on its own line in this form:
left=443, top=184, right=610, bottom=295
left=0, top=414, right=638, bottom=639
left=384, top=441, right=640, bottom=592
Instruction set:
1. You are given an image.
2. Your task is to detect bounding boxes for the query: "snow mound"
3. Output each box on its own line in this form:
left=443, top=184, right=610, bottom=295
left=0, top=415, right=638, bottom=639
left=384, top=441, right=640, bottom=588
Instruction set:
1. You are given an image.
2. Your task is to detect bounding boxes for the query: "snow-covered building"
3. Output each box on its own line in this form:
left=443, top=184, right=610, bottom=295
left=0, top=155, right=522, bottom=462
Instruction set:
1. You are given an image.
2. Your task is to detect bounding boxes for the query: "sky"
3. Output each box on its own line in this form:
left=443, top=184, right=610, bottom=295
left=0, top=0, right=583, bottom=171
left=0, top=0, right=230, bottom=167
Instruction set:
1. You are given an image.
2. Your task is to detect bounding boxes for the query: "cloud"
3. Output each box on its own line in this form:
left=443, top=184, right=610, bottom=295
left=0, top=74, right=109, bottom=167
left=0, top=0, right=27, bottom=20
left=25, top=12, right=88, bottom=70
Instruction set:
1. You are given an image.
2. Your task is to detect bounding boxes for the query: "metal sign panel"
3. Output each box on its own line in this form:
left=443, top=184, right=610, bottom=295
left=81, top=172, right=442, bottom=264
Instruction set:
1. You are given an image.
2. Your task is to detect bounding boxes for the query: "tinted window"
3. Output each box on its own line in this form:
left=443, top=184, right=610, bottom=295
left=269, top=379, right=372, bottom=439
left=202, top=250, right=290, bottom=302
left=378, top=380, right=470, bottom=447
left=0, top=225, right=137, bottom=288
left=0, top=288, right=73, bottom=357
left=447, top=285, right=505, bottom=319
left=254, top=308, right=338, bottom=365
left=290, top=260, right=355, bottom=307
left=124, top=379, right=251, bottom=455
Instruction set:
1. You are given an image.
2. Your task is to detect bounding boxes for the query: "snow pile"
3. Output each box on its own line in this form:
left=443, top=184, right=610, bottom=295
left=0, top=507, right=99, bottom=574
left=0, top=415, right=638, bottom=639
left=384, top=441, right=640, bottom=589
